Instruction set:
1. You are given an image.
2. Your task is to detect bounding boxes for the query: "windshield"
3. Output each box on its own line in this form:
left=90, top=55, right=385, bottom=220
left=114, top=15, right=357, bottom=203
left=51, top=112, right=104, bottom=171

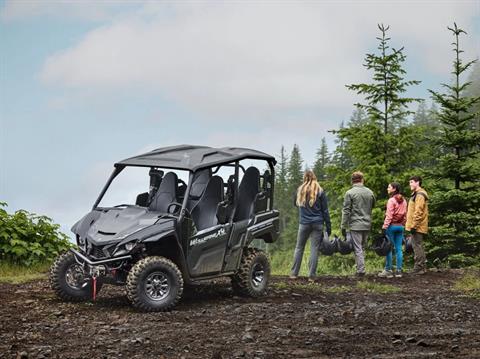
left=98, top=166, right=190, bottom=208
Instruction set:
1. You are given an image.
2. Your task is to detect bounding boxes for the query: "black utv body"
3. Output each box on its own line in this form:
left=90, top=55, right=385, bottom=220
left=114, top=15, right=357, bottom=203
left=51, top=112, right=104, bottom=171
left=50, top=145, right=279, bottom=311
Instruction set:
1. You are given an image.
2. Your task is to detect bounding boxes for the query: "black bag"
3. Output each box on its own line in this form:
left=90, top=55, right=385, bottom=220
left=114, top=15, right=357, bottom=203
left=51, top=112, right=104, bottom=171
left=372, top=234, right=392, bottom=256
left=336, top=234, right=354, bottom=255
left=319, top=233, right=338, bottom=256
left=403, top=235, right=413, bottom=254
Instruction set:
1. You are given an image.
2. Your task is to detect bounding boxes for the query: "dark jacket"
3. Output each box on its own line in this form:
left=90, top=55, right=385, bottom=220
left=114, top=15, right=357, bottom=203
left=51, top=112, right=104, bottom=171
left=295, top=190, right=331, bottom=233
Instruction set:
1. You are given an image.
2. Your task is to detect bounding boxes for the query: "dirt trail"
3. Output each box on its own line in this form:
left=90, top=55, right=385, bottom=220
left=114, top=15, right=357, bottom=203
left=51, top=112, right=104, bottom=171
left=1, top=270, right=479, bottom=358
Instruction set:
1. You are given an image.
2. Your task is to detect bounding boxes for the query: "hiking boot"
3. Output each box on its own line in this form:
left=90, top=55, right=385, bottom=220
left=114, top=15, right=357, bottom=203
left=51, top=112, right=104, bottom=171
left=356, top=272, right=366, bottom=278
left=394, top=270, right=403, bottom=278
left=378, top=269, right=393, bottom=278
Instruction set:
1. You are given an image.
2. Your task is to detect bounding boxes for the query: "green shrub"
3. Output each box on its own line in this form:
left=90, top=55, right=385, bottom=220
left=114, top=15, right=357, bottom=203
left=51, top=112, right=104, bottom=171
left=0, top=202, right=72, bottom=266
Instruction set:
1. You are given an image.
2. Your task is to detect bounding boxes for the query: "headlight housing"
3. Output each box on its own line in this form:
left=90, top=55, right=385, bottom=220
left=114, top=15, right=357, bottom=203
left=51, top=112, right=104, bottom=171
left=125, top=242, right=136, bottom=251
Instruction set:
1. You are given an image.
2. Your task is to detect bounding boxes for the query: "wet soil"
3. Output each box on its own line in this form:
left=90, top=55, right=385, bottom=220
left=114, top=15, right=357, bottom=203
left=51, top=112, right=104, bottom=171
left=1, top=270, right=479, bottom=358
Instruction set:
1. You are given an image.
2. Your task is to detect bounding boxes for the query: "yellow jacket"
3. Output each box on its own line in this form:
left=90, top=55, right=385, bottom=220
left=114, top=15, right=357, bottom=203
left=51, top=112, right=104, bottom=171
left=405, top=187, right=429, bottom=234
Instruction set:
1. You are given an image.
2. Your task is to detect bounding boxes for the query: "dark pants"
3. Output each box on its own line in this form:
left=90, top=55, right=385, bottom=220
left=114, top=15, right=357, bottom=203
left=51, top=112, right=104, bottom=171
left=412, top=232, right=426, bottom=271
left=291, top=223, right=323, bottom=278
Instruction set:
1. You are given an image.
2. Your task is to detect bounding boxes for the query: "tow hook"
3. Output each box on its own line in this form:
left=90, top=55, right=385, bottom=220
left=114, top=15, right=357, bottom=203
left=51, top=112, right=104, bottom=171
left=92, top=276, right=97, bottom=301
left=89, top=265, right=106, bottom=301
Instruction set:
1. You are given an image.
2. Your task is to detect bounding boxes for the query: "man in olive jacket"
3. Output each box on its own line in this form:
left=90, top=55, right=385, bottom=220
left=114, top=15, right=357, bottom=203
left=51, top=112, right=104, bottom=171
left=341, top=171, right=376, bottom=276
left=405, top=175, right=429, bottom=274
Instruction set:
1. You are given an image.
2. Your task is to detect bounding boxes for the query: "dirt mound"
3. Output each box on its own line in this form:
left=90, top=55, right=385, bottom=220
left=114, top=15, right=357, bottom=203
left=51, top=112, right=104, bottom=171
left=1, top=270, right=479, bottom=358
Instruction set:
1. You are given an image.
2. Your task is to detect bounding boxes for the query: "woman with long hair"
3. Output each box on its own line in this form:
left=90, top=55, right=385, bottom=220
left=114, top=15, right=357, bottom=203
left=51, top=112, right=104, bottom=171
left=378, top=182, right=407, bottom=278
left=290, top=170, right=331, bottom=281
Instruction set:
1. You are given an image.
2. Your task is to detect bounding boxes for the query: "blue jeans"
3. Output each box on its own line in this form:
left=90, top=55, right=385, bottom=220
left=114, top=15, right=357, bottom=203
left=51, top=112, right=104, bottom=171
left=385, top=225, right=404, bottom=271
left=291, top=223, right=323, bottom=278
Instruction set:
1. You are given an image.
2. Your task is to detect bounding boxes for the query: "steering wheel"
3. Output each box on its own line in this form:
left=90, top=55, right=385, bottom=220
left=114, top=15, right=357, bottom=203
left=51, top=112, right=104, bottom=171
left=167, top=202, right=183, bottom=215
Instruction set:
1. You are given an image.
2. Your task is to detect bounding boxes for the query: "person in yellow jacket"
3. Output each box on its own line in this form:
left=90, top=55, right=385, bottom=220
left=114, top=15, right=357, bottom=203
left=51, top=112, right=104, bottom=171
left=405, top=175, right=429, bottom=274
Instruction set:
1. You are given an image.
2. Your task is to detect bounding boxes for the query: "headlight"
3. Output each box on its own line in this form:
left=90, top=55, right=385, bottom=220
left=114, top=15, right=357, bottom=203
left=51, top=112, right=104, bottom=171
left=125, top=242, right=136, bottom=251
left=77, top=235, right=86, bottom=248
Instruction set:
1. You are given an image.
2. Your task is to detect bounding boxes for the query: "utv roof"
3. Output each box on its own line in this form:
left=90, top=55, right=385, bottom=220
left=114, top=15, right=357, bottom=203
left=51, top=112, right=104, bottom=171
left=116, top=145, right=276, bottom=171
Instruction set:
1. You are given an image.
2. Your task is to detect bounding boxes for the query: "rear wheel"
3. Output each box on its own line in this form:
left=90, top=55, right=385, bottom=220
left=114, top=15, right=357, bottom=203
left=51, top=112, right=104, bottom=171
left=232, top=248, right=270, bottom=297
left=50, top=252, right=96, bottom=301
left=126, top=256, right=183, bottom=312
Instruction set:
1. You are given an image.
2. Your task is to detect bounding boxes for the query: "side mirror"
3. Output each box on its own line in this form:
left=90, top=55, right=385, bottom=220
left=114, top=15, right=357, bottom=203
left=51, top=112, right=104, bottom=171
left=216, top=202, right=229, bottom=224
left=135, top=192, right=149, bottom=207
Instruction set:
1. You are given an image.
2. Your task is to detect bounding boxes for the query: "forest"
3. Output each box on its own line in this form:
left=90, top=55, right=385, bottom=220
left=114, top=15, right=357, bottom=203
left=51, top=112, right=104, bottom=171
left=268, top=24, right=480, bottom=274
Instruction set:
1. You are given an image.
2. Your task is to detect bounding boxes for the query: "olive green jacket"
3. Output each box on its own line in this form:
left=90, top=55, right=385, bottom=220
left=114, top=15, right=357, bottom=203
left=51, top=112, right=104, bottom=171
left=341, top=183, right=376, bottom=231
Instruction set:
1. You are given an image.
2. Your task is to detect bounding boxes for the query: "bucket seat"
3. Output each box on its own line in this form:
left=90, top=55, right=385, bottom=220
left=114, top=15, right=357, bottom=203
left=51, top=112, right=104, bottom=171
left=149, top=172, right=178, bottom=213
left=191, top=176, right=224, bottom=230
left=233, top=167, right=260, bottom=222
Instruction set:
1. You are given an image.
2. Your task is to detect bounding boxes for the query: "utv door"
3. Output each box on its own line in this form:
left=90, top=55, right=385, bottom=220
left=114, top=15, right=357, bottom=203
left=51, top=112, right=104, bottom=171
left=187, top=224, right=232, bottom=277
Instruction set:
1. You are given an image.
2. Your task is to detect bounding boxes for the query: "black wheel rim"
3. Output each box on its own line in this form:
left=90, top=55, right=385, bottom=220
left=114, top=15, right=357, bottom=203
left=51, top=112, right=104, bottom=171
left=65, top=263, right=89, bottom=289
left=145, top=272, right=170, bottom=301
left=251, top=263, right=265, bottom=288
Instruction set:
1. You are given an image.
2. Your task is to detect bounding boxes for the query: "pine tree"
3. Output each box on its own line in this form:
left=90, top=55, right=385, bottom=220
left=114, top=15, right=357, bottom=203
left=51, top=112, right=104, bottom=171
left=346, top=24, right=421, bottom=169
left=428, top=23, right=480, bottom=267
left=313, top=138, right=329, bottom=181
left=348, top=108, right=368, bottom=126
left=287, top=144, right=304, bottom=197
left=347, top=24, right=421, bottom=135
left=280, top=144, right=304, bottom=250
left=274, top=146, right=289, bottom=235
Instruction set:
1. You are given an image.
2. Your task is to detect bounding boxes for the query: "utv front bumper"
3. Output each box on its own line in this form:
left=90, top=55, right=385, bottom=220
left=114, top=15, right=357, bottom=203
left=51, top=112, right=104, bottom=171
left=70, top=248, right=132, bottom=266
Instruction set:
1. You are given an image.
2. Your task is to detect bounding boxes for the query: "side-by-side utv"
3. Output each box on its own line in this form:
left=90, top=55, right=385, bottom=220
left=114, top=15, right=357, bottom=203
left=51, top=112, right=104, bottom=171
left=50, top=145, right=279, bottom=311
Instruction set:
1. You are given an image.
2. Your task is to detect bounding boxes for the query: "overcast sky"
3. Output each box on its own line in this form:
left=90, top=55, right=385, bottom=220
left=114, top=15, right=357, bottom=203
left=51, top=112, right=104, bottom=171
left=1, top=0, right=479, bottom=237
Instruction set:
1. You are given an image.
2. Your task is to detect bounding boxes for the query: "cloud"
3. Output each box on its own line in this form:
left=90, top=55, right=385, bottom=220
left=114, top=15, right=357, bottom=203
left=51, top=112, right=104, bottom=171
left=0, top=0, right=140, bottom=22
left=37, top=1, right=478, bottom=121
left=35, top=1, right=476, bottom=121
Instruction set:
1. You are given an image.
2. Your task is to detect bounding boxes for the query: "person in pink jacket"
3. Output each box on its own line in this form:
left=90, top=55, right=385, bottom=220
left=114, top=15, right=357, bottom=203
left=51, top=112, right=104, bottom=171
left=378, top=182, right=407, bottom=278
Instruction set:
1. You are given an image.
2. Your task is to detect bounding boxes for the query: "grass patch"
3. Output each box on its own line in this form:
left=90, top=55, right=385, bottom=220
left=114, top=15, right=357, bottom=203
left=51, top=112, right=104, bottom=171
left=272, top=281, right=324, bottom=293
left=269, top=248, right=386, bottom=276
left=0, top=261, right=50, bottom=284
left=272, top=281, right=352, bottom=294
left=356, top=280, right=400, bottom=294
left=454, top=272, right=480, bottom=299
left=323, top=285, right=351, bottom=293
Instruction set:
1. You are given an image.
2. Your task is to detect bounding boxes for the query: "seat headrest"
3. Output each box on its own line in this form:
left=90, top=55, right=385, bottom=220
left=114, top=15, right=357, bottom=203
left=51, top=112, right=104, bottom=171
left=190, top=169, right=211, bottom=199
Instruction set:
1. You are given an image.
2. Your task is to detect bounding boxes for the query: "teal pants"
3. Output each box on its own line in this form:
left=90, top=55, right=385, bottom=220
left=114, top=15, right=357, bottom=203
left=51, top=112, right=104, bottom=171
left=385, top=225, right=404, bottom=271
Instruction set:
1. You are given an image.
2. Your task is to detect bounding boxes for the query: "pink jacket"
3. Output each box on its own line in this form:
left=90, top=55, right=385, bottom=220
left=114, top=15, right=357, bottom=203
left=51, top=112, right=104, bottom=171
left=383, top=194, right=407, bottom=229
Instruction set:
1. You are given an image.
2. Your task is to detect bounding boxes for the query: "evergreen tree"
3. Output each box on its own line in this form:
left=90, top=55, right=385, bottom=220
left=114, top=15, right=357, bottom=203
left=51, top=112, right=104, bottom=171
left=346, top=24, right=421, bottom=138
left=280, top=144, right=304, bottom=250
left=273, top=146, right=289, bottom=248
left=428, top=23, right=480, bottom=267
left=348, top=107, right=368, bottom=126
left=334, top=24, right=422, bottom=199
left=287, top=144, right=304, bottom=197
left=410, top=101, right=442, bottom=168
left=313, top=138, right=329, bottom=181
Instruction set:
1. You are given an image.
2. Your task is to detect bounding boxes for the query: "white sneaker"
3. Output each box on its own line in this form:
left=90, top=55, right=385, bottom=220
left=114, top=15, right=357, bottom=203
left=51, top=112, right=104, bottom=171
left=378, top=269, right=393, bottom=278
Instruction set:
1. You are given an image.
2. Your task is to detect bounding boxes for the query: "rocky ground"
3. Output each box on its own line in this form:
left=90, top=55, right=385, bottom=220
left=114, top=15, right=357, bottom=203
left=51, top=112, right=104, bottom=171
left=0, top=270, right=479, bottom=359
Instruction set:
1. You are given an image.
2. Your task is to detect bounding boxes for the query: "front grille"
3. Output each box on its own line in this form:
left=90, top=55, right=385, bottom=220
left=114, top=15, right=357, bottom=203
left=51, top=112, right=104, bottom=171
left=91, top=245, right=106, bottom=259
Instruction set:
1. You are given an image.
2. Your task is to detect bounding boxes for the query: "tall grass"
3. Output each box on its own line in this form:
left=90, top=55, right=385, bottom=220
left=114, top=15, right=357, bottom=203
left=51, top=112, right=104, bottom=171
left=268, top=246, right=389, bottom=276
left=0, top=261, right=50, bottom=284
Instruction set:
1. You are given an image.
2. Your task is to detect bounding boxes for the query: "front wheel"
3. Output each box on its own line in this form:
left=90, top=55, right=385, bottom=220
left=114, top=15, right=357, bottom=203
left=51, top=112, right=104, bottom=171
left=50, top=252, right=97, bottom=301
left=232, top=248, right=270, bottom=297
left=126, top=256, right=183, bottom=312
